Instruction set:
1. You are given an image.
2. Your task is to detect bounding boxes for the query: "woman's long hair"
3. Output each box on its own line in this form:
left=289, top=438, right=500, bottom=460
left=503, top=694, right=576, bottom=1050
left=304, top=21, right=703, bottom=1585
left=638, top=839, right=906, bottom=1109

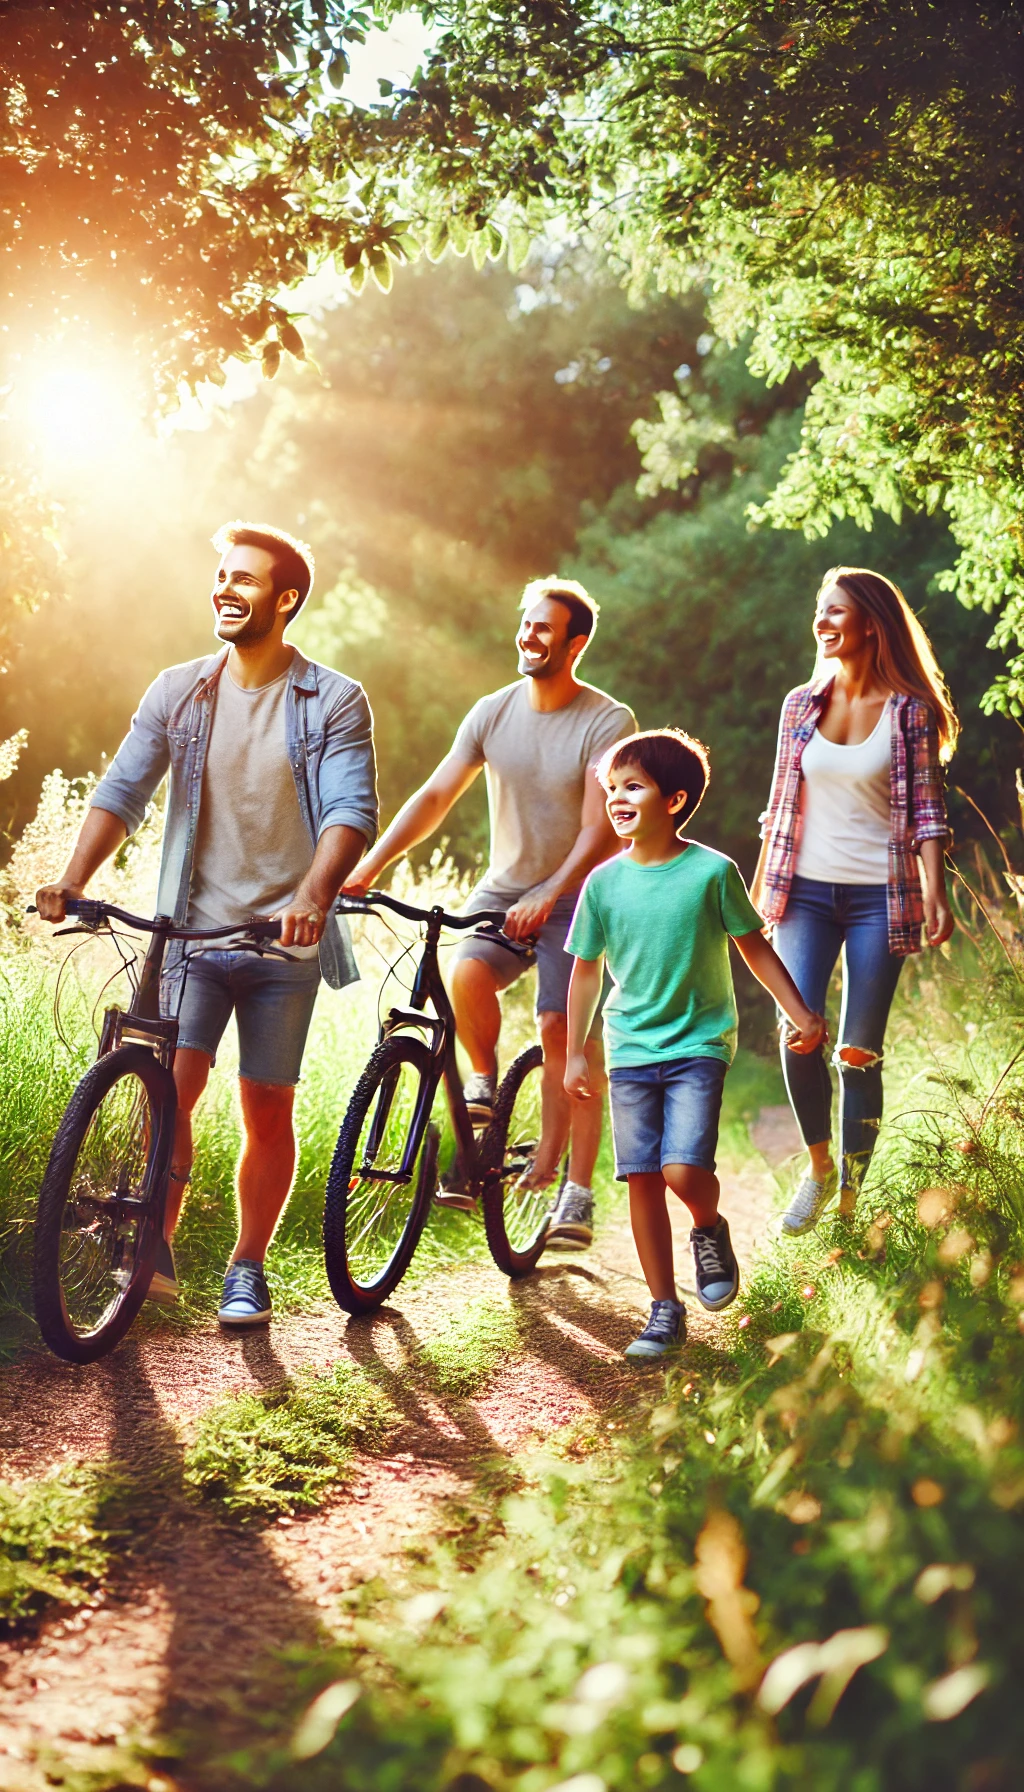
left=814, top=566, right=960, bottom=763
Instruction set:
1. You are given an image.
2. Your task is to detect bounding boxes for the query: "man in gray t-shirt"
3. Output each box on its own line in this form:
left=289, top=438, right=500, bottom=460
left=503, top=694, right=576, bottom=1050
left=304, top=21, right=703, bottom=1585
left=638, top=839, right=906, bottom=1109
left=345, top=577, right=636, bottom=1245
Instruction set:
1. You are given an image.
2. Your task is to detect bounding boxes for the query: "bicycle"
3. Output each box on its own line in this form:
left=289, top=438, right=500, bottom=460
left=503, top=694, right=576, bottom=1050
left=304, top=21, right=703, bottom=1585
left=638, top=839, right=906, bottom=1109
left=29, top=898, right=284, bottom=1364
left=323, top=890, right=556, bottom=1314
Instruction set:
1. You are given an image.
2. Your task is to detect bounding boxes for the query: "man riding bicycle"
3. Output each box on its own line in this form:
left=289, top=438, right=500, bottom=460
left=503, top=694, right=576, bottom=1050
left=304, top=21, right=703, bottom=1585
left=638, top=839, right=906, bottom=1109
left=36, top=521, right=377, bottom=1326
left=345, top=577, right=635, bottom=1246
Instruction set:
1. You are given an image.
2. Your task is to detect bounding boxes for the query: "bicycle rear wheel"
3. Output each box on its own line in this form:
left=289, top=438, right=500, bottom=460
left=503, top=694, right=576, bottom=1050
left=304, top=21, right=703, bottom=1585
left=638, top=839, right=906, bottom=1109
left=323, top=1034, right=438, bottom=1316
left=482, top=1044, right=551, bottom=1276
left=33, top=1044, right=175, bottom=1364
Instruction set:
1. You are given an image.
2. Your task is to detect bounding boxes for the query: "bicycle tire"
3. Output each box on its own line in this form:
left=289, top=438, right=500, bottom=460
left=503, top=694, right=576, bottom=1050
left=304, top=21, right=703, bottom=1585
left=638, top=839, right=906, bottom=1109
left=33, top=1044, right=175, bottom=1364
left=323, top=1034, right=438, bottom=1316
left=482, top=1044, right=551, bottom=1277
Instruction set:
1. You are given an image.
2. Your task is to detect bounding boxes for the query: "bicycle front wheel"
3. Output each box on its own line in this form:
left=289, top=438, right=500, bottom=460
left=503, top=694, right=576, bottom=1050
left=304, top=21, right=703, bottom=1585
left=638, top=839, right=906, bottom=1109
left=482, top=1044, right=551, bottom=1276
left=323, top=1034, right=438, bottom=1316
left=33, top=1044, right=175, bottom=1364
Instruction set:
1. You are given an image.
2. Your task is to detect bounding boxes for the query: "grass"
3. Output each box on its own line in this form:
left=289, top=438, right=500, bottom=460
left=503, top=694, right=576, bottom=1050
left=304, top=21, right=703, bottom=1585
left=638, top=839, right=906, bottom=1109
left=182, top=1362, right=400, bottom=1519
left=415, top=1293, right=525, bottom=1397
left=0, top=1466, right=124, bottom=1625
left=121, top=923, right=1024, bottom=1792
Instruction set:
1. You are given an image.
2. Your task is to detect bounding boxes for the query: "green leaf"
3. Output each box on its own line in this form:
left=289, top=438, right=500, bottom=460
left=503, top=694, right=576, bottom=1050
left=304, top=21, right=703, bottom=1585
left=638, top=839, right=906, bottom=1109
left=507, top=218, right=532, bottom=273
left=261, top=341, right=281, bottom=380
left=327, top=54, right=348, bottom=90
left=370, top=252, right=394, bottom=293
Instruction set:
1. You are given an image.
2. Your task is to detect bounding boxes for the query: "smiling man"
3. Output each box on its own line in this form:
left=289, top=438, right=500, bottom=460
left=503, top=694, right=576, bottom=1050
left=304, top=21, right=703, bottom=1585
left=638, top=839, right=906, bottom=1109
left=35, top=521, right=377, bottom=1325
left=344, top=577, right=635, bottom=1246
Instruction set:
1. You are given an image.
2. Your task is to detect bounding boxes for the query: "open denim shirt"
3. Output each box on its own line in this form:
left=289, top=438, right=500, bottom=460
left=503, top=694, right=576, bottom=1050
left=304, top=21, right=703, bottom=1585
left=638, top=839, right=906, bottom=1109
left=90, top=648, right=378, bottom=990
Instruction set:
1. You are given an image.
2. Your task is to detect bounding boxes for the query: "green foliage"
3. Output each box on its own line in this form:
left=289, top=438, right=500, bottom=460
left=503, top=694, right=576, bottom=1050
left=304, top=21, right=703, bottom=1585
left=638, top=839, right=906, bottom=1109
left=161, top=919, right=1024, bottom=1789
left=338, top=1, right=1024, bottom=711
left=0, top=1469, right=118, bottom=1625
left=182, top=1364, right=399, bottom=1519
left=415, top=1294, right=523, bottom=1397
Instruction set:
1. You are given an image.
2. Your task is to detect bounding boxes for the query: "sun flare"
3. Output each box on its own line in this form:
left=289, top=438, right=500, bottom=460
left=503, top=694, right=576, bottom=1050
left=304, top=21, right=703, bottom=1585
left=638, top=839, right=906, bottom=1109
left=14, top=359, right=141, bottom=465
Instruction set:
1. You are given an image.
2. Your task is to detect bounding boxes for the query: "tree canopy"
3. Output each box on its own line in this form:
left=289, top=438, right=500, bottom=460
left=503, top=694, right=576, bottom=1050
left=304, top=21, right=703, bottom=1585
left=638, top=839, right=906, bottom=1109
left=327, top=1, right=1024, bottom=715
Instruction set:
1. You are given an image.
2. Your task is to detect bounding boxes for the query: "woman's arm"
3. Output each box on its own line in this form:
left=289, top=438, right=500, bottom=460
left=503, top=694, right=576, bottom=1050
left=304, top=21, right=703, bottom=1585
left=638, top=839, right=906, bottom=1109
left=564, top=956, right=604, bottom=1099
left=920, top=837, right=954, bottom=947
left=731, top=930, right=827, bottom=1054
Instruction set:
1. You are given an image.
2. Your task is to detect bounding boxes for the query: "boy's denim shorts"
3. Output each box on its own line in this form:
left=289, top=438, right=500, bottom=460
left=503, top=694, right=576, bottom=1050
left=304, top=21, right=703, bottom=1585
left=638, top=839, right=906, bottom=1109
left=167, top=950, right=322, bottom=1087
left=608, top=1056, right=728, bottom=1180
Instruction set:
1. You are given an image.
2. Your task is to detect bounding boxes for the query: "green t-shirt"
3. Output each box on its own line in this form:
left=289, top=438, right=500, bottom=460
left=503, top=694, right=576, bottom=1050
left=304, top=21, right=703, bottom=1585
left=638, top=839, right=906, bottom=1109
left=566, top=842, right=763, bottom=1069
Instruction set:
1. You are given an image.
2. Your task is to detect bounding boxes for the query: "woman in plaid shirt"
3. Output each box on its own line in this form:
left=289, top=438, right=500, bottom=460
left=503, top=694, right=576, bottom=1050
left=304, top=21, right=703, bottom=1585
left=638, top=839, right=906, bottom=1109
left=753, top=566, right=958, bottom=1234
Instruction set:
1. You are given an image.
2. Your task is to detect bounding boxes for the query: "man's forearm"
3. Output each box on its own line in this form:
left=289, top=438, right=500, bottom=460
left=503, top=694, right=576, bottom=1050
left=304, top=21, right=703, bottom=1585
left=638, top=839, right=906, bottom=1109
left=63, top=807, right=129, bottom=887
left=359, top=786, right=454, bottom=878
left=543, top=821, right=619, bottom=903
left=297, top=826, right=368, bottom=911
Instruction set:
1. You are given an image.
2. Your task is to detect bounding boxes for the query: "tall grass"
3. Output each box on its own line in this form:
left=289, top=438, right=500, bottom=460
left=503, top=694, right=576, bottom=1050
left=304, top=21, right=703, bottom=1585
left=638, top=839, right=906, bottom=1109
left=170, top=883, right=1024, bottom=1789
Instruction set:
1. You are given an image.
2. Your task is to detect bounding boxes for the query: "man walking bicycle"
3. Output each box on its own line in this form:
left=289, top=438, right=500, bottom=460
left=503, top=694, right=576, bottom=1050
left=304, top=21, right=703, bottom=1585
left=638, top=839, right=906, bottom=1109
left=36, top=521, right=377, bottom=1325
left=345, top=577, right=635, bottom=1245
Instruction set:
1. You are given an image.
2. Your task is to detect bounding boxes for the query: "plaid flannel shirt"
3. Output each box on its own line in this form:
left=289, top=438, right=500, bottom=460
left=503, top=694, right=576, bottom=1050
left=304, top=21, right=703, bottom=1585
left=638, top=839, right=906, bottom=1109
left=755, top=680, right=949, bottom=956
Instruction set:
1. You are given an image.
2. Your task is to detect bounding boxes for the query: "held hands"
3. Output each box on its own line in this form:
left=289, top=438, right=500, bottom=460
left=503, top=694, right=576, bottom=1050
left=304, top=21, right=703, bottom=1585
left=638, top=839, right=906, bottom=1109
left=504, top=883, right=557, bottom=941
left=785, top=1009, right=828, bottom=1056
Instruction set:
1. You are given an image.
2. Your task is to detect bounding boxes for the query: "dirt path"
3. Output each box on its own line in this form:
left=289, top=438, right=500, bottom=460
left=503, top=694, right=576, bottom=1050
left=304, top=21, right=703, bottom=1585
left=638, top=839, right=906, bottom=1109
left=0, top=1135, right=791, bottom=1788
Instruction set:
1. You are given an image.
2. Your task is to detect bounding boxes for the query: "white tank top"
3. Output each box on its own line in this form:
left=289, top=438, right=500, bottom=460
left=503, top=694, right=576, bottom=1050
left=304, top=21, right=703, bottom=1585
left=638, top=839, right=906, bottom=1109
left=795, top=701, right=892, bottom=885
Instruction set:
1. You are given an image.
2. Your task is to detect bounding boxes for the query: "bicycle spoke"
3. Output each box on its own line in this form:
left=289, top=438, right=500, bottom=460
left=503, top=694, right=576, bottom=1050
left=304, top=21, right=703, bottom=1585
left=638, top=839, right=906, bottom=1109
left=344, top=1057, right=425, bottom=1287
left=57, top=1072, right=154, bottom=1336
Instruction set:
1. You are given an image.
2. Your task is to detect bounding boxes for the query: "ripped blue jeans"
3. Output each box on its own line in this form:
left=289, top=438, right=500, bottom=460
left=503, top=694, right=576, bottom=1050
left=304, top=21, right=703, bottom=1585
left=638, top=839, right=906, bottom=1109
left=773, top=876, right=904, bottom=1190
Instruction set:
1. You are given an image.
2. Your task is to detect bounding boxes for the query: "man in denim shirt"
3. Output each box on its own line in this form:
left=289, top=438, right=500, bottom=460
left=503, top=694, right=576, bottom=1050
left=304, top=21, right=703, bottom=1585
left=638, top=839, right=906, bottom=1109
left=36, top=522, right=377, bottom=1326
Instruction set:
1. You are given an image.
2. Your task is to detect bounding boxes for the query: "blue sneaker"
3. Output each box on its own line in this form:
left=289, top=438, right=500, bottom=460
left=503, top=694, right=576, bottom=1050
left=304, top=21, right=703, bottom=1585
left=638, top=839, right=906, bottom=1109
left=217, top=1258, right=272, bottom=1326
left=690, top=1216, right=739, bottom=1310
left=624, top=1298, right=686, bottom=1360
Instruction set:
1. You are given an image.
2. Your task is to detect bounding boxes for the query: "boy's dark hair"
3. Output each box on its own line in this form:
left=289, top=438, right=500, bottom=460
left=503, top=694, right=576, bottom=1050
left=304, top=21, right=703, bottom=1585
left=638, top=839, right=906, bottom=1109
left=212, top=520, right=315, bottom=614
left=598, top=727, right=711, bottom=826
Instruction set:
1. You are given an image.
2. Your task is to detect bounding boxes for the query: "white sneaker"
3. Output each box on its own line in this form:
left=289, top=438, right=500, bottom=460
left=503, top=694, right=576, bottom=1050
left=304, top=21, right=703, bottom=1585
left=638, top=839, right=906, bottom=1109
left=781, top=1170, right=838, bottom=1237
left=463, top=1071, right=496, bottom=1124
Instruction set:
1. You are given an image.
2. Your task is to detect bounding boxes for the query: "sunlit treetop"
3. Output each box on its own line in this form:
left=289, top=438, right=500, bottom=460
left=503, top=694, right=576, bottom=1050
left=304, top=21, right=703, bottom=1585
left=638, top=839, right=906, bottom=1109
left=0, top=0, right=412, bottom=393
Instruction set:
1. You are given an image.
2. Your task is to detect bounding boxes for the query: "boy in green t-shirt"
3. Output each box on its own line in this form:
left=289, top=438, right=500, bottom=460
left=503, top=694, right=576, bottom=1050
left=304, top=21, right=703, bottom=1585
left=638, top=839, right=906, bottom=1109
left=564, top=728, right=825, bottom=1361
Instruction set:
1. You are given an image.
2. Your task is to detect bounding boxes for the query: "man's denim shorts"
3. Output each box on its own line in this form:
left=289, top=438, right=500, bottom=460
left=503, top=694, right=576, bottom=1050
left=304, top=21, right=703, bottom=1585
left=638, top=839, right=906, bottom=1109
left=168, top=950, right=322, bottom=1087
left=608, top=1056, right=728, bottom=1180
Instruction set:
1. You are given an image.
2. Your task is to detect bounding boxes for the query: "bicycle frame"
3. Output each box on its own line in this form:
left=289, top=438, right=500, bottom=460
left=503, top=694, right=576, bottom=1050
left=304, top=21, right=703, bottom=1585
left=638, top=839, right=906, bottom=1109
left=96, top=918, right=179, bottom=1070
left=373, top=903, right=488, bottom=1192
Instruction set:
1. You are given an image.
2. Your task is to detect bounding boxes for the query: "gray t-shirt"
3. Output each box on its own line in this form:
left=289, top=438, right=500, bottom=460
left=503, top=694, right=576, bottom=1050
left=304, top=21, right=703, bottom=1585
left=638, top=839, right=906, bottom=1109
left=452, top=679, right=637, bottom=899
left=188, top=660, right=318, bottom=955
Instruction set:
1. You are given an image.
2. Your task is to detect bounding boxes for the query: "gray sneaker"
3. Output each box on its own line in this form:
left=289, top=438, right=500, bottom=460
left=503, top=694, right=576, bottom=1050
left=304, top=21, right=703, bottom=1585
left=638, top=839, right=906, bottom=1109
left=463, top=1071, right=496, bottom=1124
left=146, top=1235, right=179, bottom=1305
left=624, top=1299, right=686, bottom=1361
left=546, top=1181, right=593, bottom=1248
left=781, top=1169, right=838, bottom=1237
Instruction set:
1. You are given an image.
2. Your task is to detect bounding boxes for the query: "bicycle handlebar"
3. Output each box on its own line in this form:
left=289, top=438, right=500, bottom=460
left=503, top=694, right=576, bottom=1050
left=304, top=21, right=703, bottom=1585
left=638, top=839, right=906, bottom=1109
left=334, top=889, right=507, bottom=931
left=28, top=892, right=529, bottom=953
left=28, top=899, right=283, bottom=942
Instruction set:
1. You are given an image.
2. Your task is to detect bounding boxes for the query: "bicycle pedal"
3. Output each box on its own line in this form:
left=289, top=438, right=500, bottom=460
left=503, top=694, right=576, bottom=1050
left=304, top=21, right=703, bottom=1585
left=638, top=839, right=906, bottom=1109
left=434, top=1185, right=479, bottom=1213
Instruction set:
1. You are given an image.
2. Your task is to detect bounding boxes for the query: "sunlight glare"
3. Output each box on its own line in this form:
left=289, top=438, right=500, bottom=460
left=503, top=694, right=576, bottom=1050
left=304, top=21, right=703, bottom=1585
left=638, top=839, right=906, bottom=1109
left=16, top=360, right=140, bottom=465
